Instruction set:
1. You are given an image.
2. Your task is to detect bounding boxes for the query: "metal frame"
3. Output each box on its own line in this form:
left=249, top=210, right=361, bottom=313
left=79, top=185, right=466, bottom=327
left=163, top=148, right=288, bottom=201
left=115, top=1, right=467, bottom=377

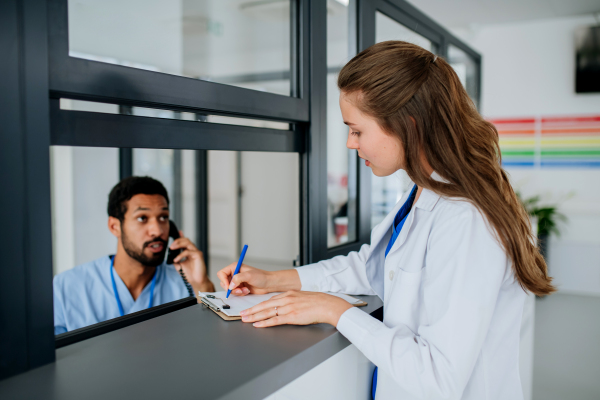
left=377, top=0, right=482, bottom=106
left=0, top=0, right=481, bottom=380
left=55, top=297, right=197, bottom=349
left=47, top=0, right=309, bottom=123
left=321, top=0, right=375, bottom=259
left=118, top=148, right=133, bottom=180
left=376, top=0, right=443, bottom=52
left=195, top=150, right=209, bottom=269
left=50, top=101, right=303, bottom=153
left=320, top=0, right=484, bottom=261
left=0, top=0, right=55, bottom=380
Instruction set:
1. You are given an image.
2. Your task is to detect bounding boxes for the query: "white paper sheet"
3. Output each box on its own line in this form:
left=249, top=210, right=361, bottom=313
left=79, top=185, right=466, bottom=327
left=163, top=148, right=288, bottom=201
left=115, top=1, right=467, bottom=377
left=199, top=291, right=363, bottom=317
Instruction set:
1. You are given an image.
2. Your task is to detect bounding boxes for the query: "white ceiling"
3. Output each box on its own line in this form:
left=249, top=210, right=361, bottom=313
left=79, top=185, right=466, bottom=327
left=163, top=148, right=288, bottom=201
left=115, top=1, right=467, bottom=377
left=406, top=0, right=600, bottom=29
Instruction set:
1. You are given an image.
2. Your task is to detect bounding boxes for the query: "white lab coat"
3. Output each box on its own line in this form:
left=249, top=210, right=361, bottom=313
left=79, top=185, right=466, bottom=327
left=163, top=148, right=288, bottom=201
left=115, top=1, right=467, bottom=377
left=297, top=178, right=526, bottom=400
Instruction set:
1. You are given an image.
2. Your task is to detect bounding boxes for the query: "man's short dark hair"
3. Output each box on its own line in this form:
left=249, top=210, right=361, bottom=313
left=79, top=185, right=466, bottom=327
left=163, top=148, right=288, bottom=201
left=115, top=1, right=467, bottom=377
left=107, top=176, right=169, bottom=221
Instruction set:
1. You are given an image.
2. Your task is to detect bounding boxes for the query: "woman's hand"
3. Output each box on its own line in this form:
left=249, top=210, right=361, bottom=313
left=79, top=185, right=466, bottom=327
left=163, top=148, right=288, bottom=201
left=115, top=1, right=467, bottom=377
left=171, top=231, right=215, bottom=293
left=217, top=264, right=271, bottom=295
left=216, top=265, right=301, bottom=296
left=240, top=291, right=354, bottom=328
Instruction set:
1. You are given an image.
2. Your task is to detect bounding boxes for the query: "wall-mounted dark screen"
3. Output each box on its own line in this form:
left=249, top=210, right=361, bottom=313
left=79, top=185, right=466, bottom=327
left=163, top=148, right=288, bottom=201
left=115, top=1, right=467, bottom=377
left=576, top=25, right=600, bottom=93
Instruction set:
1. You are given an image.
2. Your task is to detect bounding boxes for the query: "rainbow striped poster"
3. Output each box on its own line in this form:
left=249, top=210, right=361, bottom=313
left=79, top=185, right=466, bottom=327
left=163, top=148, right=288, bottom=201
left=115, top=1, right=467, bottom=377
left=489, top=115, right=600, bottom=168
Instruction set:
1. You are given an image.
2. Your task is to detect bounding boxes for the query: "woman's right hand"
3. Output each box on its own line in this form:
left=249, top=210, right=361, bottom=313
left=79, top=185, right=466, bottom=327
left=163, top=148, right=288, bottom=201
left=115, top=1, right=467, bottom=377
left=217, top=263, right=272, bottom=296
left=216, top=263, right=301, bottom=296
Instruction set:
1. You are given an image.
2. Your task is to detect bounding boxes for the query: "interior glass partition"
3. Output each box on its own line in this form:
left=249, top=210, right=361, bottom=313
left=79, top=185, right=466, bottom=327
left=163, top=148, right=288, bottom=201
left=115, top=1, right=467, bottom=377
left=370, top=10, right=435, bottom=228
left=0, top=0, right=483, bottom=379
left=50, top=143, right=197, bottom=335
left=447, top=44, right=479, bottom=108
left=50, top=142, right=299, bottom=335
left=326, top=0, right=357, bottom=247
left=375, top=11, right=435, bottom=52
left=133, top=149, right=179, bottom=220
left=67, top=0, right=292, bottom=96
left=50, top=146, right=119, bottom=276
left=207, top=151, right=299, bottom=284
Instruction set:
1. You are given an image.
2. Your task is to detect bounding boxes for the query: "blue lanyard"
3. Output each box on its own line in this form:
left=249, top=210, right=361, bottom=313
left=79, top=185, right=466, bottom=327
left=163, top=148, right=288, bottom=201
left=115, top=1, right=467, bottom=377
left=110, top=256, right=158, bottom=317
left=384, top=185, right=418, bottom=258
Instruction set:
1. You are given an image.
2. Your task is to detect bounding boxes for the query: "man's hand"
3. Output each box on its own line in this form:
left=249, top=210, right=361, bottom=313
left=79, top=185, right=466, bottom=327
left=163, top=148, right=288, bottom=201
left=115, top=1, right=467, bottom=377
left=171, top=231, right=215, bottom=294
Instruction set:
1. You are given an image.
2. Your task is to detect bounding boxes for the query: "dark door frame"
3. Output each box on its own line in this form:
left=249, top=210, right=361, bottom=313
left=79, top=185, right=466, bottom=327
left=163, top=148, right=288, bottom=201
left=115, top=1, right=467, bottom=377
left=0, top=0, right=480, bottom=380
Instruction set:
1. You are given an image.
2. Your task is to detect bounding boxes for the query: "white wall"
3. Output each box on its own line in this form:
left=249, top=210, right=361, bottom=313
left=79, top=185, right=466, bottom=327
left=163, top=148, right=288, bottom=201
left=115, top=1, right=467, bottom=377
left=72, top=147, right=119, bottom=266
left=181, top=150, right=197, bottom=244
left=208, top=151, right=239, bottom=262
left=241, top=152, right=299, bottom=266
left=207, top=150, right=299, bottom=272
left=453, top=15, right=600, bottom=296
left=50, top=146, right=75, bottom=275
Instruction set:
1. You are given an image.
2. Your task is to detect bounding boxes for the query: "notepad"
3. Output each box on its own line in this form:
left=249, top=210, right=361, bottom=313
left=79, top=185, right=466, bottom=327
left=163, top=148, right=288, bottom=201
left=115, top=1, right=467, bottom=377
left=199, top=291, right=366, bottom=319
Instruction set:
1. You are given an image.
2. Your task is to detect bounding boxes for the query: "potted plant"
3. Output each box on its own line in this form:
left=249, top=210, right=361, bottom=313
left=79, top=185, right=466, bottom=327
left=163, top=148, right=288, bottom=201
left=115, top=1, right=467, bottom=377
left=517, top=193, right=567, bottom=262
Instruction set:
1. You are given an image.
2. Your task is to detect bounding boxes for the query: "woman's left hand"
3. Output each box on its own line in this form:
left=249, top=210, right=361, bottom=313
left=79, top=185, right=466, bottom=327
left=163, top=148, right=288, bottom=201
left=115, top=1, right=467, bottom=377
left=240, top=291, right=354, bottom=328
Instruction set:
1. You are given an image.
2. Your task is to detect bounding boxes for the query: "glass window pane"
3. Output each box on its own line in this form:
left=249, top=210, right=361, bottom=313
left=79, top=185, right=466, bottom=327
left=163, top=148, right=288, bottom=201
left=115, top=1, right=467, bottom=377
left=326, top=0, right=357, bottom=247
left=371, top=12, right=434, bottom=229
left=448, top=44, right=479, bottom=108
left=133, top=148, right=190, bottom=232
left=207, top=151, right=299, bottom=283
left=375, top=11, right=434, bottom=52
left=133, top=149, right=176, bottom=203
left=60, top=98, right=290, bottom=130
left=51, top=145, right=198, bottom=335
left=68, top=0, right=292, bottom=96
left=51, top=146, right=119, bottom=275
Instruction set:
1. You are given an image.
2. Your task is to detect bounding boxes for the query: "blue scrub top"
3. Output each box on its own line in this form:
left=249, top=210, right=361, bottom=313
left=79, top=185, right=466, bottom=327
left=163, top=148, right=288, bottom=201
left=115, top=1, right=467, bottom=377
left=53, top=256, right=190, bottom=334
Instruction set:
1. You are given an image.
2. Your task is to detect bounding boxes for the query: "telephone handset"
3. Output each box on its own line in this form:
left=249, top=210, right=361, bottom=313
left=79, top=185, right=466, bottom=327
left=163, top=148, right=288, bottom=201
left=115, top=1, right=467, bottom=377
left=166, top=220, right=195, bottom=298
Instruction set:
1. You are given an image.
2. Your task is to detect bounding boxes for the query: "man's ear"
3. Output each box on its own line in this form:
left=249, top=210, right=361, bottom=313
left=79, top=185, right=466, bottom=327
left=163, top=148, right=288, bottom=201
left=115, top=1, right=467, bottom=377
left=108, top=216, right=122, bottom=238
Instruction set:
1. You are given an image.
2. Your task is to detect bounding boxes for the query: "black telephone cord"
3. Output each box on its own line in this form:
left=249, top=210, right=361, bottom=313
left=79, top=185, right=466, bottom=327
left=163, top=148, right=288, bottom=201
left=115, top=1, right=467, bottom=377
left=178, top=268, right=195, bottom=298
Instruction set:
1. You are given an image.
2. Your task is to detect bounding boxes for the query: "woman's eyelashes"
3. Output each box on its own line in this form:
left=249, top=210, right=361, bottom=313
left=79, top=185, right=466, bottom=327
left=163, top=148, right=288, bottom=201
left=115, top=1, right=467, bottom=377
left=350, top=131, right=360, bottom=136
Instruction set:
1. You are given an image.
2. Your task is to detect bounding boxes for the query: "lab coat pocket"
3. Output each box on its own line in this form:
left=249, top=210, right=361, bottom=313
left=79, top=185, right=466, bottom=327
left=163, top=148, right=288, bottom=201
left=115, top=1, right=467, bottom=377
left=385, top=268, right=423, bottom=332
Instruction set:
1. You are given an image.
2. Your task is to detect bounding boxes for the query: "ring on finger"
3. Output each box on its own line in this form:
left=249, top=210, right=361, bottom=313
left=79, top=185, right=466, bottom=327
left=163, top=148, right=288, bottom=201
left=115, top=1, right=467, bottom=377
left=274, top=307, right=278, bottom=316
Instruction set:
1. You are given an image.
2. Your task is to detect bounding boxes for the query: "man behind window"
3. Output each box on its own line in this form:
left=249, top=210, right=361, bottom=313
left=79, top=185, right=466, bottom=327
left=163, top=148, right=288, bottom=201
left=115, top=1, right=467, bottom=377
left=53, top=176, right=215, bottom=334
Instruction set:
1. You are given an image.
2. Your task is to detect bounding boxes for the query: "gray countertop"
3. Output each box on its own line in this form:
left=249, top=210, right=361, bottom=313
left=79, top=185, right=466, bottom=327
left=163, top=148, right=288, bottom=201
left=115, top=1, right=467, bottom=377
left=0, top=295, right=382, bottom=400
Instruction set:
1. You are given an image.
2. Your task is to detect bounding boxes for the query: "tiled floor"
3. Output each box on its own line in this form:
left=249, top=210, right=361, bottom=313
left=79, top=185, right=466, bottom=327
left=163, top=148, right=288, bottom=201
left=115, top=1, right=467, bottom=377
left=533, top=293, right=600, bottom=400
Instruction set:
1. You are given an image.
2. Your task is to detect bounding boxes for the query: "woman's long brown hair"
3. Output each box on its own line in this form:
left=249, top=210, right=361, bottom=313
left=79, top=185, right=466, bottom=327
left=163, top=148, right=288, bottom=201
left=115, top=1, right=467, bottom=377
left=338, top=41, right=555, bottom=296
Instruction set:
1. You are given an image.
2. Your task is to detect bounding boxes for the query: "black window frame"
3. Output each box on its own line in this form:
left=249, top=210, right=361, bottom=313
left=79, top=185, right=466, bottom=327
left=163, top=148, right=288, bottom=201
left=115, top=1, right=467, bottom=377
left=0, top=0, right=481, bottom=380
left=374, top=0, right=482, bottom=108
left=47, top=0, right=310, bottom=123
left=322, top=0, right=481, bottom=260
left=45, top=0, right=311, bottom=352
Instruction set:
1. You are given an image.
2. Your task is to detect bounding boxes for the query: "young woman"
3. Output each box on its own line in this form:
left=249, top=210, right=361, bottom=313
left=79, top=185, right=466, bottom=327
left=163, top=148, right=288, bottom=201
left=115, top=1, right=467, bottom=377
left=217, top=41, right=555, bottom=400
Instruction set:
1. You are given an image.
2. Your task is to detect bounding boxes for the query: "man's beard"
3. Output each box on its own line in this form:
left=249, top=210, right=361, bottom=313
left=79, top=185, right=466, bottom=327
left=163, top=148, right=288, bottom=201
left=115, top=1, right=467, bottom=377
left=121, top=227, right=167, bottom=268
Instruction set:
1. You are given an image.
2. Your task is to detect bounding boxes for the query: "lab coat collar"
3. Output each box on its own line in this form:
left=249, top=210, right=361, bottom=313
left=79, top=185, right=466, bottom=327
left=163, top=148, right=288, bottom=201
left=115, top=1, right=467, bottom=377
left=370, top=186, right=413, bottom=247
left=413, top=171, right=443, bottom=212
left=370, top=171, right=443, bottom=250
left=367, top=171, right=446, bottom=298
left=379, top=171, right=443, bottom=261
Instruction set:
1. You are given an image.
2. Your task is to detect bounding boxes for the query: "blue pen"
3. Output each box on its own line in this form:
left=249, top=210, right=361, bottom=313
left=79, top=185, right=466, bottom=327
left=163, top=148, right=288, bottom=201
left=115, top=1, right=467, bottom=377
left=226, top=244, right=248, bottom=298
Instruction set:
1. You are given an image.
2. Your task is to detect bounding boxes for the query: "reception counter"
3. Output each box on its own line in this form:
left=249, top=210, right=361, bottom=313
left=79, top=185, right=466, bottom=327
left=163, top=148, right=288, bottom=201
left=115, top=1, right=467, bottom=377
left=0, top=295, right=383, bottom=400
